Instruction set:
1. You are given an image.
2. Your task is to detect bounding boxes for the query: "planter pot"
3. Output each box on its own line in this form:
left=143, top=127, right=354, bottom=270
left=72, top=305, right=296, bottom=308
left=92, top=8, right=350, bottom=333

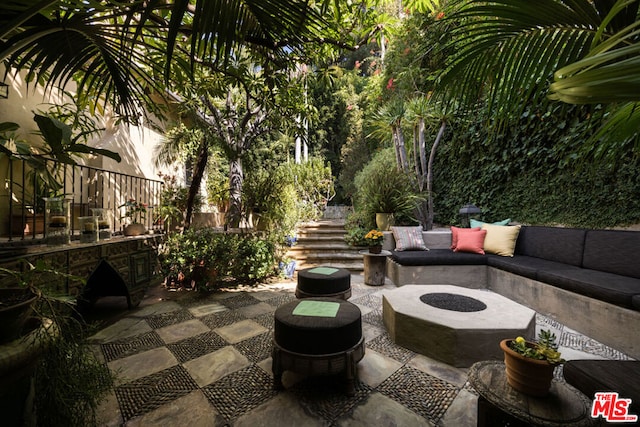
left=123, top=223, right=146, bottom=236
left=0, top=317, right=58, bottom=426
left=500, top=339, right=555, bottom=397
left=0, top=288, right=39, bottom=344
left=375, top=213, right=394, bottom=231
left=369, top=245, right=382, bottom=254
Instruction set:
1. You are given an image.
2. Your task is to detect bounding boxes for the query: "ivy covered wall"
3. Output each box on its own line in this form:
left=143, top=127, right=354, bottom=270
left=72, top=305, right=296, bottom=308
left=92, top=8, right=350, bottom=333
left=431, top=105, right=640, bottom=229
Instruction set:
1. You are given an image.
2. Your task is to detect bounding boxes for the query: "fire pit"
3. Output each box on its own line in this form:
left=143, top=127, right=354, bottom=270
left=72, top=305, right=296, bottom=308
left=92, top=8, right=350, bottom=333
left=382, top=285, right=535, bottom=367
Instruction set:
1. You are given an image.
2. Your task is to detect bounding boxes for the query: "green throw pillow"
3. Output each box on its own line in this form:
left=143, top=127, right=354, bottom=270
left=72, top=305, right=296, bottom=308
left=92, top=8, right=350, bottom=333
left=470, top=218, right=511, bottom=228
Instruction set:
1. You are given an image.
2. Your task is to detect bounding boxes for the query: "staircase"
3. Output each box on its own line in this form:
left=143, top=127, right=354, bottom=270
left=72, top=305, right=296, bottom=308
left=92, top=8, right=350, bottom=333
left=286, top=219, right=364, bottom=273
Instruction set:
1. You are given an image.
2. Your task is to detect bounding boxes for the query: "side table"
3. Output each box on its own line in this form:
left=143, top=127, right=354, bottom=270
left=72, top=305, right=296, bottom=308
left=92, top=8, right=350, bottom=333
left=468, top=360, right=596, bottom=427
left=359, top=250, right=391, bottom=286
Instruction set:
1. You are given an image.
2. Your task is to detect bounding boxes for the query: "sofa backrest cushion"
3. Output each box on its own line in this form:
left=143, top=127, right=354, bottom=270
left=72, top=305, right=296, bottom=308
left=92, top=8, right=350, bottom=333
left=515, top=226, right=586, bottom=267
left=582, top=230, right=640, bottom=279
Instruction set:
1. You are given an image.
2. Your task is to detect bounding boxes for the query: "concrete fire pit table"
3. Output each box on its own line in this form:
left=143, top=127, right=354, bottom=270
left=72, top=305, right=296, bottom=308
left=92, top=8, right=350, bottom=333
left=382, top=285, right=536, bottom=367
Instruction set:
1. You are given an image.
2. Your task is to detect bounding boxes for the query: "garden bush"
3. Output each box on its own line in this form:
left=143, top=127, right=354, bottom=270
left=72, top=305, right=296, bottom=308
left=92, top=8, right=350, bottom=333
left=353, top=148, right=422, bottom=226
left=159, top=228, right=276, bottom=289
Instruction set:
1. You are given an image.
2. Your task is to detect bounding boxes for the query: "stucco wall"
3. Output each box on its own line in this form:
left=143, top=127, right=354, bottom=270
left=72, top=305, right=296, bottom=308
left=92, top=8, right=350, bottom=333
left=0, top=68, right=188, bottom=236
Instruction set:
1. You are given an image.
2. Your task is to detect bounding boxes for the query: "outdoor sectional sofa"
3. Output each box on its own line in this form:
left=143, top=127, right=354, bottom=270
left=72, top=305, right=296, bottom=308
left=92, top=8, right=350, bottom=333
left=383, top=225, right=640, bottom=360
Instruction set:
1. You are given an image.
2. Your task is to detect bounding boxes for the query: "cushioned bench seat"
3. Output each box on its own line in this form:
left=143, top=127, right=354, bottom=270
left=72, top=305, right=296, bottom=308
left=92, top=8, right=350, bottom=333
left=563, top=360, right=640, bottom=415
left=537, top=267, right=640, bottom=310
left=391, top=248, right=487, bottom=266
left=486, top=255, right=568, bottom=281
left=389, top=225, right=640, bottom=312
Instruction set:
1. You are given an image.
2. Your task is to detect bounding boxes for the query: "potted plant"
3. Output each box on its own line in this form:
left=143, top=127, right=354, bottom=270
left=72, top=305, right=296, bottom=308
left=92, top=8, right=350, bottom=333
left=500, top=330, right=565, bottom=397
left=364, top=229, right=385, bottom=253
left=119, top=199, right=147, bottom=236
left=0, top=261, right=114, bottom=425
left=354, top=149, right=424, bottom=230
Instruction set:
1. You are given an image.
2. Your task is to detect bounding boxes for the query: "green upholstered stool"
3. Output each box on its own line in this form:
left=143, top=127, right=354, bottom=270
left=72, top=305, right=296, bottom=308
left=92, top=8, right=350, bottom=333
left=296, top=266, right=351, bottom=300
left=272, top=297, right=364, bottom=395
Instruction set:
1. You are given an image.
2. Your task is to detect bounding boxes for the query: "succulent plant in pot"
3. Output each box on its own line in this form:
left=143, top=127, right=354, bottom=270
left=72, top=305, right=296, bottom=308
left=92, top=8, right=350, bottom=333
left=500, top=330, right=565, bottom=397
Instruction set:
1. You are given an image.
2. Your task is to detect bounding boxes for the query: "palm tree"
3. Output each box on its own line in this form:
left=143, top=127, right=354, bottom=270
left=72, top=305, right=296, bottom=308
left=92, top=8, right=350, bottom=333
left=0, top=0, right=334, bottom=120
left=437, top=0, right=640, bottom=149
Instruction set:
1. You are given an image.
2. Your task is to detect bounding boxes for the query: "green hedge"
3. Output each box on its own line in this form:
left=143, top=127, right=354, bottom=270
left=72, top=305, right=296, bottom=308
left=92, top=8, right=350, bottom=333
left=431, top=105, right=640, bottom=228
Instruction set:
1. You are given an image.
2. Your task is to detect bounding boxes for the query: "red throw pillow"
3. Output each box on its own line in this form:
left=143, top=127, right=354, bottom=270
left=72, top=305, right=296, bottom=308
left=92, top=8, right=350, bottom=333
left=453, top=229, right=487, bottom=254
left=451, top=226, right=481, bottom=250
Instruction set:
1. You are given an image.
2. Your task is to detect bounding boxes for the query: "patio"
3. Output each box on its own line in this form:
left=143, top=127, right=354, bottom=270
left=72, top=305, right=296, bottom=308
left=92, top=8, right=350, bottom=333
left=88, top=274, right=632, bottom=426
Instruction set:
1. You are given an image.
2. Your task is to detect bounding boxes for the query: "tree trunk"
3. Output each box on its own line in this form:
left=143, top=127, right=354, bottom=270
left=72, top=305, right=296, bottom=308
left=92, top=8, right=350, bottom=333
left=228, top=157, right=244, bottom=228
left=184, top=137, right=209, bottom=231
left=426, top=121, right=446, bottom=230
left=418, top=118, right=427, bottom=191
left=394, top=123, right=409, bottom=171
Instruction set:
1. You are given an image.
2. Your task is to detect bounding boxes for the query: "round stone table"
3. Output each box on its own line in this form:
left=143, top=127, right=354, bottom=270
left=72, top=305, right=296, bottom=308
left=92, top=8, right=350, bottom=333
left=468, top=360, right=597, bottom=427
left=359, top=250, right=391, bottom=286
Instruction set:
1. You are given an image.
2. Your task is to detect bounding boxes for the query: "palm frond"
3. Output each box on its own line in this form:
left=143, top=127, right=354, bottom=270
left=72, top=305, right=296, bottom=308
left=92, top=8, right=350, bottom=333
left=550, top=4, right=640, bottom=104
left=436, top=0, right=602, bottom=116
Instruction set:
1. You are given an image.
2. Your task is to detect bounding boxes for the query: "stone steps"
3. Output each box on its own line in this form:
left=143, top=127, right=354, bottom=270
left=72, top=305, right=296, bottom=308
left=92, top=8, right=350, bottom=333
left=286, top=219, right=364, bottom=272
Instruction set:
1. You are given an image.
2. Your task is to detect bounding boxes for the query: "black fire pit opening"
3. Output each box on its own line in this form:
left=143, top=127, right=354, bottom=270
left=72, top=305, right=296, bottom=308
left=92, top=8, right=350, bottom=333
left=419, top=292, right=487, bottom=312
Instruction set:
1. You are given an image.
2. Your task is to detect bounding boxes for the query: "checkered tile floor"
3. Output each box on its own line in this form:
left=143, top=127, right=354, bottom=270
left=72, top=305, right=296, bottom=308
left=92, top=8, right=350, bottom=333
left=90, top=275, right=632, bottom=426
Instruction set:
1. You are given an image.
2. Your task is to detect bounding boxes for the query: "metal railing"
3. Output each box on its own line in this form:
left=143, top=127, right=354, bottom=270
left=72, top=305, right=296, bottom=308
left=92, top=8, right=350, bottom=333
left=3, top=156, right=164, bottom=241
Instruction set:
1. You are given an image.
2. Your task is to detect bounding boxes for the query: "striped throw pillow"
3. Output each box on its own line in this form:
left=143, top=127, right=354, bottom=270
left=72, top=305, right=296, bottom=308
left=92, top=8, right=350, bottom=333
left=391, top=226, right=428, bottom=251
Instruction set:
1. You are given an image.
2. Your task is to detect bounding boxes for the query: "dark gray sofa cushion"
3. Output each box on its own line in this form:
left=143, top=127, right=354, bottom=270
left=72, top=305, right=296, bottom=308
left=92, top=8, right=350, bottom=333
left=515, top=226, right=586, bottom=267
left=537, top=267, right=640, bottom=309
left=582, top=230, right=640, bottom=279
left=486, top=255, right=568, bottom=281
left=563, top=360, right=640, bottom=414
left=633, top=295, right=640, bottom=311
left=391, top=248, right=487, bottom=266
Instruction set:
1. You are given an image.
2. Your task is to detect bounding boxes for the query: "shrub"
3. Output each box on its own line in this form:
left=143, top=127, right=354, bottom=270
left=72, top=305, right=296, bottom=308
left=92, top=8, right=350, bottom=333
left=158, top=228, right=276, bottom=289
left=354, top=148, right=422, bottom=225
left=343, top=209, right=372, bottom=246
left=288, top=157, right=335, bottom=221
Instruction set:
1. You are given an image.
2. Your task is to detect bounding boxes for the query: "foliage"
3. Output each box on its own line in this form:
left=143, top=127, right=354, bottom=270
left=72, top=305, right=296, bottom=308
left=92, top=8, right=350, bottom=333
left=509, top=330, right=564, bottom=365
left=363, top=229, right=384, bottom=246
left=158, top=228, right=276, bottom=289
left=436, top=0, right=640, bottom=152
left=34, top=318, right=114, bottom=427
left=0, top=1, right=339, bottom=121
left=243, top=165, right=298, bottom=235
left=431, top=102, right=640, bottom=228
left=287, top=157, right=335, bottom=222
left=156, top=172, right=202, bottom=231
left=344, top=227, right=369, bottom=247
left=118, top=199, right=147, bottom=223
left=307, top=70, right=368, bottom=203
left=343, top=209, right=373, bottom=247
left=0, top=261, right=114, bottom=427
left=354, top=148, right=422, bottom=225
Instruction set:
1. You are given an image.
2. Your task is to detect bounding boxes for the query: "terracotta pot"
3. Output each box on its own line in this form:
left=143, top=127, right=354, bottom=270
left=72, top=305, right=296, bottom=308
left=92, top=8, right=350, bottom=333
left=500, top=339, right=555, bottom=397
left=123, top=223, right=146, bottom=236
left=369, top=245, right=382, bottom=254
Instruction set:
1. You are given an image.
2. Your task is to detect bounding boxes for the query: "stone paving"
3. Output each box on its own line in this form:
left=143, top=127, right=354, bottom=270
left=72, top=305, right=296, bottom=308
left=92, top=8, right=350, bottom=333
left=89, top=274, right=632, bottom=426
